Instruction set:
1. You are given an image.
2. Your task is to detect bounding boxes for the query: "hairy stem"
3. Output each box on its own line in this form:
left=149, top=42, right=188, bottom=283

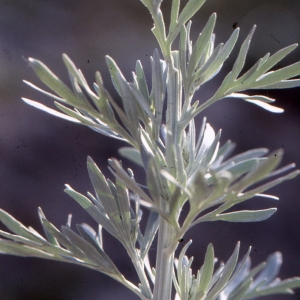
left=153, top=214, right=176, bottom=300
left=127, top=247, right=152, bottom=299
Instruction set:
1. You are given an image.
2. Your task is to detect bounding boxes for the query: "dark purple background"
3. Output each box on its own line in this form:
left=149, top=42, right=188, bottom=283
left=0, top=0, right=299, bottom=299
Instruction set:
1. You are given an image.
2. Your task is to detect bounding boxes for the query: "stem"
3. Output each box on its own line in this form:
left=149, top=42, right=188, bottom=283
left=112, top=274, right=148, bottom=300
left=180, top=94, right=220, bottom=130
left=127, top=247, right=153, bottom=299
left=153, top=215, right=176, bottom=300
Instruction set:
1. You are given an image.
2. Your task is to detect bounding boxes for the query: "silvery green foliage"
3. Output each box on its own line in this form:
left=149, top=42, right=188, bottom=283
left=1, top=0, right=300, bottom=299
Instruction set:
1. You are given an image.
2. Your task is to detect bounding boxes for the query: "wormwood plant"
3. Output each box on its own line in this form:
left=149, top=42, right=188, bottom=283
left=1, top=0, right=300, bottom=299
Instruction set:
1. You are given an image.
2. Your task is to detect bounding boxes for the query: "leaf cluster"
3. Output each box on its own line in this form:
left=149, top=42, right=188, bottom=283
left=0, top=0, right=300, bottom=299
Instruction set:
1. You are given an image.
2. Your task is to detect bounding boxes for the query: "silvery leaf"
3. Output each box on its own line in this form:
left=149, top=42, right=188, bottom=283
left=0, top=209, right=45, bottom=244
left=76, top=223, right=103, bottom=253
left=195, top=28, right=239, bottom=86
left=23, top=80, right=64, bottom=102
left=230, top=25, right=256, bottom=80
left=118, top=147, right=143, bottom=167
left=135, top=60, right=150, bottom=103
left=168, top=0, right=206, bottom=44
left=206, top=242, right=240, bottom=299
left=215, top=208, right=277, bottom=223
left=108, top=158, right=155, bottom=207
left=255, top=44, right=298, bottom=77
left=106, top=56, right=139, bottom=135
left=0, top=240, right=55, bottom=259
left=64, top=184, right=120, bottom=240
left=139, top=211, right=159, bottom=259
left=28, top=58, right=80, bottom=106
left=38, top=207, right=59, bottom=246
left=169, top=0, right=180, bottom=39
left=187, top=13, right=216, bottom=80
left=22, top=98, right=80, bottom=123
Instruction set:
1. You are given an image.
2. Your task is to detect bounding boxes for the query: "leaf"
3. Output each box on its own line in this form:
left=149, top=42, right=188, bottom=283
left=87, top=157, right=130, bottom=234
left=140, top=129, right=155, bottom=170
left=256, top=43, right=298, bottom=76
left=62, top=54, right=99, bottom=104
left=234, top=57, right=265, bottom=88
left=230, top=149, right=283, bottom=193
left=220, top=158, right=267, bottom=182
left=244, top=100, right=283, bottom=113
left=215, top=148, right=269, bottom=172
left=76, top=223, right=103, bottom=253
left=169, top=0, right=180, bottom=34
left=177, top=240, right=192, bottom=282
left=187, top=13, right=216, bottom=79
left=231, top=25, right=256, bottom=80
left=23, top=80, right=64, bottom=102
left=129, top=83, right=154, bottom=125
left=87, top=158, right=115, bottom=210
left=106, top=56, right=139, bottom=134
left=188, top=123, right=216, bottom=179
left=135, top=60, right=150, bottom=102
left=22, top=98, right=81, bottom=123
left=115, top=175, right=132, bottom=236
left=153, top=0, right=163, bottom=12
left=41, top=218, right=84, bottom=258
left=200, top=129, right=221, bottom=171
left=253, top=61, right=300, bottom=89
left=28, top=58, right=79, bottom=106
left=242, top=252, right=300, bottom=299
left=179, top=25, right=188, bottom=83
left=206, top=242, right=240, bottom=299
left=64, top=185, right=120, bottom=240
left=160, top=169, right=192, bottom=199
left=255, top=278, right=300, bottom=297
left=226, top=278, right=253, bottom=300
left=214, top=140, right=236, bottom=163
left=151, top=49, right=167, bottom=138
left=54, top=102, right=97, bottom=125
left=195, top=28, right=240, bottom=86
left=216, top=208, right=277, bottom=222
left=256, top=79, right=300, bottom=89
left=38, top=207, right=59, bottom=246
left=228, top=93, right=275, bottom=103
left=197, top=243, right=215, bottom=294
left=0, top=209, right=45, bottom=243
left=227, top=93, right=283, bottom=113
left=139, top=0, right=152, bottom=10
left=139, top=211, right=159, bottom=259
left=168, top=0, right=206, bottom=43
left=118, top=147, right=143, bottom=167
left=0, top=230, right=42, bottom=247
left=0, top=239, right=54, bottom=259
left=146, top=156, right=164, bottom=205
left=253, top=252, right=282, bottom=287
left=108, top=158, right=154, bottom=207
left=61, top=226, right=120, bottom=274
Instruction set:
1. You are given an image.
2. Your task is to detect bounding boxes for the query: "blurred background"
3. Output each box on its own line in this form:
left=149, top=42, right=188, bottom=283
left=0, top=0, right=299, bottom=299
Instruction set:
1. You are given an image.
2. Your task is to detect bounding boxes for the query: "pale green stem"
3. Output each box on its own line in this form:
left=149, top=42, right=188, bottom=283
left=127, top=247, right=153, bottom=299
left=180, top=94, right=221, bottom=130
left=149, top=6, right=187, bottom=300
left=112, top=274, right=148, bottom=300
left=153, top=215, right=176, bottom=300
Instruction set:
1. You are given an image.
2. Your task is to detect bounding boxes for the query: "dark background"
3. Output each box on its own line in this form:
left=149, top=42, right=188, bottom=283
left=0, top=0, right=299, bottom=299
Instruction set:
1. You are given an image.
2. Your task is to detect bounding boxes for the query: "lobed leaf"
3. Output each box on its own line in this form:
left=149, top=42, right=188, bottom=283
left=187, top=13, right=216, bottom=80
left=28, top=58, right=80, bottom=106
left=231, top=25, right=256, bottom=80
left=168, top=0, right=206, bottom=44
